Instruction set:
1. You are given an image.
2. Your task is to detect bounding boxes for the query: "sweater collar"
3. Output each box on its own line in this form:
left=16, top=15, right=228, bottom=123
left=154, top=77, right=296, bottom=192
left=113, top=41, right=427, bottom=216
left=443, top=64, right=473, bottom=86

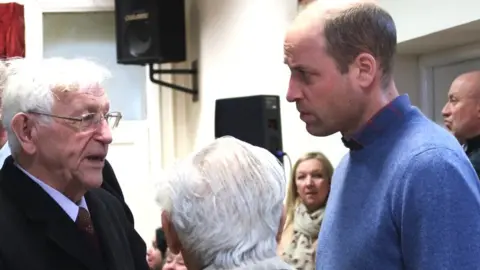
left=342, top=94, right=412, bottom=151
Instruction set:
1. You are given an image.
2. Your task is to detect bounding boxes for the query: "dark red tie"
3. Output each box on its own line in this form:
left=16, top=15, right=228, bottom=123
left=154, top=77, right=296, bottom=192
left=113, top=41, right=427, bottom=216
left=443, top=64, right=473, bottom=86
left=76, top=207, right=101, bottom=251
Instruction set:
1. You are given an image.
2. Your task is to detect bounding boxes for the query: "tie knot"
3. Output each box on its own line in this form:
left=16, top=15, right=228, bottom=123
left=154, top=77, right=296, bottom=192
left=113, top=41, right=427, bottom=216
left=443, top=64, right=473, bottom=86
left=76, top=207, right=95, bottom=234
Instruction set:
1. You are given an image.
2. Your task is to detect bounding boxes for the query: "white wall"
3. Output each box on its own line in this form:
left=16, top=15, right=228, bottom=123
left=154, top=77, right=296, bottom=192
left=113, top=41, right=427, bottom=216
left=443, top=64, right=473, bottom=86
left=164, top=0, right=351, bottom=172
left=395, top=55, right=420, bottom=106
left=379, top=0, right=480, bottom=43
left=166, top=0, right=422, bottom=171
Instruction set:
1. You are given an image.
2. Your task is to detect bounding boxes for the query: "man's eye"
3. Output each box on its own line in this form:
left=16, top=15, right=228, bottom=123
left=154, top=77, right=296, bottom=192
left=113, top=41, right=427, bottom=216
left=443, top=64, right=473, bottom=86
left=295, top=69, right=311, bottom=83
left=82, top=114, right=96, bottom=121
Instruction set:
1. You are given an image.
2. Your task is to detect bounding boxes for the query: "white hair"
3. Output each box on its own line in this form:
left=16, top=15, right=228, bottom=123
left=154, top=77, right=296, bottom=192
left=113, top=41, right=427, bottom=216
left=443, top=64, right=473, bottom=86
left=1, top=57, right=111, bottom=155
left=156, top=136, right=286, bottom=268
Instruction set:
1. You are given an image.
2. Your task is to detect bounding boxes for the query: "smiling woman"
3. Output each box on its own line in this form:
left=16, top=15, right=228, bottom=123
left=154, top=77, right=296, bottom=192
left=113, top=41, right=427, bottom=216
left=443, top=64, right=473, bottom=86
left=0, top=2, right=25, bottom=58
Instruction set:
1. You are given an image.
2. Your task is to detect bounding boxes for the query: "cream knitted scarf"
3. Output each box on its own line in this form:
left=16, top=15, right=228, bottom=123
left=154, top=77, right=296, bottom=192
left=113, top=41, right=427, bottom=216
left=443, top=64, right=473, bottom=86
left=282, top=204, right=324, bottom=270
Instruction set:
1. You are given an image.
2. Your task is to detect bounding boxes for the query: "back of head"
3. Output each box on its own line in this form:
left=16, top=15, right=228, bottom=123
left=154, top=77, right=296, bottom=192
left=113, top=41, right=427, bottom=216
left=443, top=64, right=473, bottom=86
left=156, top=136, right=286, bottom=268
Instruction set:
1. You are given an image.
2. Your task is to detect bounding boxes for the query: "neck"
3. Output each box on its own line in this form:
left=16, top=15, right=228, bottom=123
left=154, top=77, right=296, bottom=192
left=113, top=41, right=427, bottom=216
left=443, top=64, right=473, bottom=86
left=16, top=155, right=86, bottom=202
left=343, top=80, right=399, bottom=137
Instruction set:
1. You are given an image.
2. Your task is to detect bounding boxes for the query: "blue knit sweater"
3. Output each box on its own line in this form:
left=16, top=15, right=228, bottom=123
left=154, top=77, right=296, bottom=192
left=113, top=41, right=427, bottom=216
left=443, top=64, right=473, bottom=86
left=316, top=95, right=480, bottom=270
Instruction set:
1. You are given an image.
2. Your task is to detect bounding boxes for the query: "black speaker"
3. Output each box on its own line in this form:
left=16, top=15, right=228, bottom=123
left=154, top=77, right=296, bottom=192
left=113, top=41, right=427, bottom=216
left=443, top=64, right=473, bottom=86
left=114, top=0, right=187, bottom=65
left=215, top=95, right=284, bottom=162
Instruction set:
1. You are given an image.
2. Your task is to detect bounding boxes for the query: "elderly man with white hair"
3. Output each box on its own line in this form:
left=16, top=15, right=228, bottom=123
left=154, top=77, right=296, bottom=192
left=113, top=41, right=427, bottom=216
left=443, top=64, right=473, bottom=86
left=0, top=57, right=149, bottom=270
left=156, top=136, right=292, bottom=270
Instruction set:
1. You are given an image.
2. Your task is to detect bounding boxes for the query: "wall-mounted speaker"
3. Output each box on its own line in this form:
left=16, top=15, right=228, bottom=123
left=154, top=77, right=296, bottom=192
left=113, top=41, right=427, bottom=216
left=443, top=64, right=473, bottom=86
left=215, top=95, right=284, bottom=163
left=114, top=0, right=187, bottom=65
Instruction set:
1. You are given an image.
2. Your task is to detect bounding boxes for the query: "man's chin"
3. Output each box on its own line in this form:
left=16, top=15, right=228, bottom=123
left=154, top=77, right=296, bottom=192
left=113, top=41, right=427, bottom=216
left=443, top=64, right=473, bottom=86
left=306, top=123, right=336, bottom=137
left=81, top=175, right=103, bottom=190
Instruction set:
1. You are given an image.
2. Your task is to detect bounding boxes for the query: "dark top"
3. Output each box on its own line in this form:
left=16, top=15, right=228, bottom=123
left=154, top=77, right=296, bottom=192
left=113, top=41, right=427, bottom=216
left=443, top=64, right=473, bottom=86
left=0, top=157, right=149, bottom=270
left=101, top=159, right=135, bottom=225
left=465, top=135, right=480, bottom=178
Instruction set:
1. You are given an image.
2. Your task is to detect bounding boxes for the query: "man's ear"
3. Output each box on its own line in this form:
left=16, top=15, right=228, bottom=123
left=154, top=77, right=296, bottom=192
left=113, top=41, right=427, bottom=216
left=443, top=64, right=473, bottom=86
left=276, top=205, right=287, bottom=243
left=10, top=113, right=36, bottom=155
left=161, top=211, right=182, bottom=254
left=351, top=52, right=377, bottom=90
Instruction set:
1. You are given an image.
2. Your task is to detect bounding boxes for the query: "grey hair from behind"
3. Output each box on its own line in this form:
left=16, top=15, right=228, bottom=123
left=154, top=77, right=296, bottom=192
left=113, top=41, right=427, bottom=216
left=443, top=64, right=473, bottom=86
left=1, top=57, right=111, bottom=156
left=156, top=136, right=287, bottom=268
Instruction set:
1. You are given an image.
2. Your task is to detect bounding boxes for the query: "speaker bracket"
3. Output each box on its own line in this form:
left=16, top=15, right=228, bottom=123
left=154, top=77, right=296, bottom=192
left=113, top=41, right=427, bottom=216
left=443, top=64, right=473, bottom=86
left=148, top=60, right=199, bottom=102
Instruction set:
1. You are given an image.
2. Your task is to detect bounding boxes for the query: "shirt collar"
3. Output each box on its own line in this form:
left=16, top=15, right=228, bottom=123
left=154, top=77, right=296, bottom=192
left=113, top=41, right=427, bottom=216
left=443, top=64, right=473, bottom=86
left=342, top=94, right=412, bottom=151
left=15, top=163, right=88, bottom=222
left=0, top=142, right=11, bottom=166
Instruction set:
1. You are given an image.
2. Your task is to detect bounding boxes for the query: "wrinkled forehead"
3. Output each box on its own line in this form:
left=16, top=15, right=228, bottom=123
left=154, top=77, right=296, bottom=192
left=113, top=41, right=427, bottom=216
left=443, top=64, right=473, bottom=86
left=53, top=84, right=110, bottom=113
left=449, top=77, right=474, bottom=97
left=284, top=29, right=325, bottom=66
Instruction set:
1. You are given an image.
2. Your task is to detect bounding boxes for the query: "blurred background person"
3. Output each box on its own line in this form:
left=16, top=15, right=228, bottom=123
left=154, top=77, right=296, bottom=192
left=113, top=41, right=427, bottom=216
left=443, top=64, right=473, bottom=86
left=162, top=249, right=187, bottom=270
left=147, top=228, right=168, bottom=270
left=156, top=136, right=292, bottom=270
left=442, top=70, right=480, bottom=177
left=278, top=152, right=333, bottom=270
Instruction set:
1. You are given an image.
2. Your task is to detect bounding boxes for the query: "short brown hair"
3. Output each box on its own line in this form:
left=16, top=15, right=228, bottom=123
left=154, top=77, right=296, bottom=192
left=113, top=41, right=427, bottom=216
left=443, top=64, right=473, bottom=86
left=323, top=3, right=397, bottom=88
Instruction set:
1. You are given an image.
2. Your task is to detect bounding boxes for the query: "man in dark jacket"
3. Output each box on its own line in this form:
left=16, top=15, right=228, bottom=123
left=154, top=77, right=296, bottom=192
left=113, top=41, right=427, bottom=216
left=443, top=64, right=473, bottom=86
left=442, top=70, right=480, bottom=177
left=0, top=57, right=148, bottom=270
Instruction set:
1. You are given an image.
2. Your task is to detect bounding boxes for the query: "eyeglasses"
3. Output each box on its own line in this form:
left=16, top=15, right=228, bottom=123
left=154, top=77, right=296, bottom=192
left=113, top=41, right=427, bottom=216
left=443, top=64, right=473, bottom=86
left=28, top=111, right=122, bottom=130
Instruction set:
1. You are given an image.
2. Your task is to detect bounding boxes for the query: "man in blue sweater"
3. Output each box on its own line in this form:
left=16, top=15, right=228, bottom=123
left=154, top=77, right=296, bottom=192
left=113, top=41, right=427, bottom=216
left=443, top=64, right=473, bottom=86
left=284, top=0, right=480, bottom=269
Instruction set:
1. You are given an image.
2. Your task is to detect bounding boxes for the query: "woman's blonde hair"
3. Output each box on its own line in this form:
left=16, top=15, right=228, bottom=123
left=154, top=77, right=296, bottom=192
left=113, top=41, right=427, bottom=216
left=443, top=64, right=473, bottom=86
left=284, top=152, right=334, bottom=228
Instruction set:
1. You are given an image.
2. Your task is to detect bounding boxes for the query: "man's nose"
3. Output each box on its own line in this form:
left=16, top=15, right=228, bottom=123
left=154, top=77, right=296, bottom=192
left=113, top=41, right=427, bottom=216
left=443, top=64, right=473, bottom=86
left=286, top=77, right=303, bottom=103
left=96, top=119, right=113, bottom=144
left=441, top=103, right=450, bottom=118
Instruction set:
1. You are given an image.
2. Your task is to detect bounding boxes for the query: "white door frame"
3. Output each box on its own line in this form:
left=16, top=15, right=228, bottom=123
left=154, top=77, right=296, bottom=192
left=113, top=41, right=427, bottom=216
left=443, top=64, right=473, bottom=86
left=418, top=42, right=480, bottom=119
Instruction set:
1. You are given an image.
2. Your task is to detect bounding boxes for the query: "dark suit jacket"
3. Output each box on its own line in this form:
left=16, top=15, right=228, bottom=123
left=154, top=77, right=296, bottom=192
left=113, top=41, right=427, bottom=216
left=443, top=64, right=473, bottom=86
left=0, top=157, right=149, bottom=270
left=101, top=159, right=135, bottom=224
left=466, top=136, right=480, bottom=178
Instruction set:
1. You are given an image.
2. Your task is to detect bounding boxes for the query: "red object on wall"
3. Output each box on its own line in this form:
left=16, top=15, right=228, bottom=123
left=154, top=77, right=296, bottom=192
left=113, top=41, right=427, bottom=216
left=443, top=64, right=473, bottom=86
left=0, top=3, right=25, bottom=59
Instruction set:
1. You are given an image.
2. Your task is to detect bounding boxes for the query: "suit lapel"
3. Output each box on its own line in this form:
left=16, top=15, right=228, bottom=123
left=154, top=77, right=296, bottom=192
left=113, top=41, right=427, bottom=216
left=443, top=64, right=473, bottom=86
left=0, top=157, right=104, bottom=270
left=86, top=191, right=132, bottom=270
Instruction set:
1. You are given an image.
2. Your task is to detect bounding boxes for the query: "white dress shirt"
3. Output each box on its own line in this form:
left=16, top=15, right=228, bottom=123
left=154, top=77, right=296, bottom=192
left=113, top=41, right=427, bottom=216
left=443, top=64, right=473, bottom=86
left=0, top=142, right=11, bottom=166
left=16, top=165, right=89, bottom=221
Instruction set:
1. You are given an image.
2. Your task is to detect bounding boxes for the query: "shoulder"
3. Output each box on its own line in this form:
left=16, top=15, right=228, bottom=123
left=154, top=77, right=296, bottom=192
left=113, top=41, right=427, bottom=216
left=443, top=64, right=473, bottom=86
left=391, top=114, right=469, bottom=173
left=392, top=145, right=480, bottom=219
left=88, top=188, right=126, bottom=216
left=392, top=147, right=480, bottom=268
left=398, top=146, right=478, bottom=193
left=405, top=146, right=475, bottom=181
